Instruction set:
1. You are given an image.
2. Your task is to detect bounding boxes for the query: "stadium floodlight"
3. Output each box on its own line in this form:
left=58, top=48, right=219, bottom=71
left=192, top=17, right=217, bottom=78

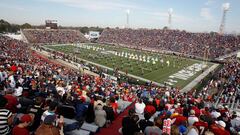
left=168, top=8, right=173, bottom=29
left=219, top=3, right=230, bottom=35
left=126, top=9, right=130, bottom=28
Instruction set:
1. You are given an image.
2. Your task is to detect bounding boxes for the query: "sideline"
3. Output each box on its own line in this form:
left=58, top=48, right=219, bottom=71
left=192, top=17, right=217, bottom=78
left=180, top=64, right=219, bottom=93
left=31, top=47, right=99, bottom=77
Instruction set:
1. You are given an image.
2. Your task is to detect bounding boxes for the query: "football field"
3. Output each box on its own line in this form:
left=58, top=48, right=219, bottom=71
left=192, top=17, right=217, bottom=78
left=45, top=43, right=211, bottom=88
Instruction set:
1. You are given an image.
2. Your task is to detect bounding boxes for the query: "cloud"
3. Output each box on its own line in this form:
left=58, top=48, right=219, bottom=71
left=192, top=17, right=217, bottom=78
left=222, top=3, right=230, bottom=10
left=200, top=8, right=212, bottom=20
left=205, top=0, right=215, bottom=6
left=47, top=0, right=139, bottom=11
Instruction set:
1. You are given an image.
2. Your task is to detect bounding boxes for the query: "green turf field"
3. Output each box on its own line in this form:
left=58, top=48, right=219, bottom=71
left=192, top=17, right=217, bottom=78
left=45, top=43, right=211, bottom=88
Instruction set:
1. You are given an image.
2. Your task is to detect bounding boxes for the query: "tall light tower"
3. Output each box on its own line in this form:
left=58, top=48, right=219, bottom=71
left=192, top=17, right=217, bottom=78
left=219, top=3, right=230, bottom=35
left=168, top=8, right=173, bottom=29
left=126, top=9, right=130, bottom=28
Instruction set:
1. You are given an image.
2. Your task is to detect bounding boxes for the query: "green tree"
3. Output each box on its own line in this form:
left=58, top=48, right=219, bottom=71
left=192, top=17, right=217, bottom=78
left=0, top=19, right=11, bottom=33
left=21, top=23, right=32, bottom=29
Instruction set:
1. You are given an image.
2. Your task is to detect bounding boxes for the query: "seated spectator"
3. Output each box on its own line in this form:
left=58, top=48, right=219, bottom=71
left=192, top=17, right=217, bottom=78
left=94, top=103, right=107, bottom=127
left=85, top=103, right=95, bottom=123
left=110, top=96, right=118, bottom=115
left=4, top=89, right=20, bottom=113
left=144, top=117, right=162, bottom=135
left=0, top=95, right=14, bottom=135
left=35, top=115, right=62, bottom=135
left=193, top=115, right=208, bottom=135
left=12, top=114, right=33, bottom=135
left=139, top=112, right=154, bottom=132
left=230, top=112, right=240, bottom=133
left=122, top=108, right=140, bottom=135
left=210, top=120, right=230, bottom=135
left=188, top=110, right=199, bottom=126
left=135, top=99, right=146, bottom=114
left=103, top=100, right=115, bottom=123
left=41, top=101, right=58, bottom=122
left=144, top=100, right=156, bottom=116
left=27, top=96, right=44, bottom=131
left=186, top=126, right=199, bottom=135
left=75, top=99, right=89, bottom=121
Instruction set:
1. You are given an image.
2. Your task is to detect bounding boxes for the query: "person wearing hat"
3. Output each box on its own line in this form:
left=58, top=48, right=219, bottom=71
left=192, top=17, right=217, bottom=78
left=188, top=110, right=199, bottom=126
left=210, top=120, right=230, bottom=135
left=12, top=114, right=33, bottom=135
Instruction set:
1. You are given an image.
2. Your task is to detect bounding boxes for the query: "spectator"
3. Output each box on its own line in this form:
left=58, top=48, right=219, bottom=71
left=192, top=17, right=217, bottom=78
left=12, top=114, right=33, bottom=135
left=0, top=95, right=14, bottom=135
left=103, top=100, right=115, bottom=123
left=94, top=103, right=107, bottom=127
left=98, top=28, right=240, bottom=59
left=4, top=89, right=20, bottom=113
left=139, top=112, right=154, bottom=132
left=22, top=29, right=89, bottom=44
left=41, top=101, right=58, bottom=122
left=27, top=96, right=44, bottom=131
left=122, top=108, right=140, bottom=135
left=35, top=115, right=62, bottom=135
left=186, top=126, right=199, bottom=135
left=135, top=99, right=146, bottom=114
left=193, top=115, right=208, bottom=135
left=210, top=120, right=230, bottom=135
left=144, top=117, right=162, bottom=135
left=188, top=110, right=199, bottom=126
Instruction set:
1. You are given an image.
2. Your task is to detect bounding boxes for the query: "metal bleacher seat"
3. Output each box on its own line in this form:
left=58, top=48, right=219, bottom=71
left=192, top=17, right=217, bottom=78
left=81, top=122, right=99, bottom=133
left=64, top=118, right=97, bottom=135
left=66, top=129, right=90, bottom=135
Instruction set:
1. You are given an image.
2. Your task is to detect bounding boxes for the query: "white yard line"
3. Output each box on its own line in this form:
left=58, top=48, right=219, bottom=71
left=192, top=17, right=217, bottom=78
left=181, top=64, right=219, bottom=93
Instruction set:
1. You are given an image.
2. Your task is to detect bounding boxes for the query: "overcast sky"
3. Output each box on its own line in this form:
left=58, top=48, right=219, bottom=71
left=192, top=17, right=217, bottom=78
left=0, top=0, right=240, bottom=33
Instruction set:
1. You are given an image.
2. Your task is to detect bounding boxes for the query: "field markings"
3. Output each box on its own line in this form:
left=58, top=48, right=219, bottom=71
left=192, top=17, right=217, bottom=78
left=44, top=44, right=214, bottom=88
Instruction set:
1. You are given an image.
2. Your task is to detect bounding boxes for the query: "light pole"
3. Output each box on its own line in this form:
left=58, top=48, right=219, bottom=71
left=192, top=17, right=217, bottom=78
left=219, top=3, right=230, bottom=35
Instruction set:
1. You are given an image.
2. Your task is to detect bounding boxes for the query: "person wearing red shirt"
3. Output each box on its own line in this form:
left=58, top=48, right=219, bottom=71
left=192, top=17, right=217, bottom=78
left=12, top=114, right=33, bottom=135
left=210, top=121, right=230, bottom=135
left=193, top=115, right=208, bottom=135
left=4, top=90, right=19, bottom=113
left=110, top=97, right=118, bottom=115
left=144, top=101, right=156, bottom=116
left=11, top=64, right=17, bottom=72
left=172, top=115, right=187, bottom=126
left=191, top=106, right=201, bottom=117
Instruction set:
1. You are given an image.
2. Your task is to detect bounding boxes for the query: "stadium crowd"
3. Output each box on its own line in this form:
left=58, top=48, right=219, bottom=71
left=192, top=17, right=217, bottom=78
left=0, top=35, right=137, bottom=135
left=0, top=33, right=240, bottom=135
left=98, top=28, right=240, bottom=59
left=123, top=58, right=240, bottom=135
left=22, top=29, right=88, bottom=44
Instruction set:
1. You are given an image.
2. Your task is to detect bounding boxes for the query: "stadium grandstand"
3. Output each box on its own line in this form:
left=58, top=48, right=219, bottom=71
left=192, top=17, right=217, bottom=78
left=22, top=29, right=89, bottom=44
left=98, top=28, right=240, bottom=59
left=1, top=1, right=240, bottom=135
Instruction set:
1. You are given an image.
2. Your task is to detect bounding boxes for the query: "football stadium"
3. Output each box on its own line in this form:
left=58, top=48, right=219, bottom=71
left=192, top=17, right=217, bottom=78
left=0, top=1, right=240, bottom=135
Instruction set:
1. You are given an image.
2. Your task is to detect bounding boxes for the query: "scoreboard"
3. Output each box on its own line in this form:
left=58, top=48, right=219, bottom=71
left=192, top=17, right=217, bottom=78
left=45, top=20, right=58, bottom=29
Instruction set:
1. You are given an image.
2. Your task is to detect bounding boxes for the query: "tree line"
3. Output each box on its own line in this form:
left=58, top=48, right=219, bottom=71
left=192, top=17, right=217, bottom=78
left=0, top=19, right=104, bottom=34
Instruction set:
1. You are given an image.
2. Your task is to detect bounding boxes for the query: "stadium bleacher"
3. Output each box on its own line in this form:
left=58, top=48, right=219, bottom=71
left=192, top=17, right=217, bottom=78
left=0, top=28, right=240, bottom=135
left=22, top=29, right=89, bottom=44
left=98, top=28, right=240, bottom=59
